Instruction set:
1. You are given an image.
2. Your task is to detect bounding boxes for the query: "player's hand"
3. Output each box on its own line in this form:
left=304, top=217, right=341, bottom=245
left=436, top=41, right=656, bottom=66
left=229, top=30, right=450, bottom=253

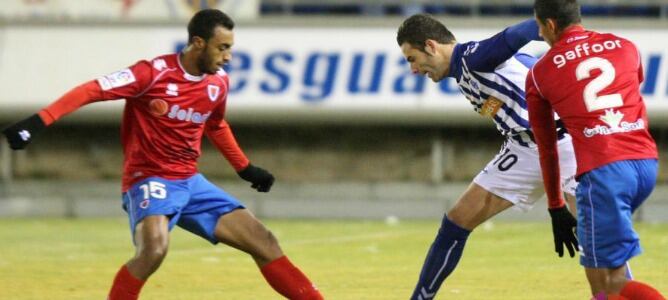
left=548, top=206, right=579, bottom=258
left=2, top=114, right=46, bottom=150
left=237, top=164, right=275, bottom=192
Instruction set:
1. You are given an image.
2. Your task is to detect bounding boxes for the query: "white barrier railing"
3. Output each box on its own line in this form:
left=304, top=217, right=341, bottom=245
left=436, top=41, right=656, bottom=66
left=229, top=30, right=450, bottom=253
left=2, top=24, right=668, bottom=125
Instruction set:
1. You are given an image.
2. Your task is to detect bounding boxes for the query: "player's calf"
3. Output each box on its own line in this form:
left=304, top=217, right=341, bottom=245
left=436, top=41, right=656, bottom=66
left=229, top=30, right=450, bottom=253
left=108, top=265, right=146, bottom=300
left=615, top=281, right=666, bottom=300
left=214, top=209, right=283, bottom=265
left=261, top=256, right=324, bottom=300
left=214, top=209, right=324, bottom=299
left=251, top=229, right=283, bottom=266
left=410, top=215, right=471, bottom=300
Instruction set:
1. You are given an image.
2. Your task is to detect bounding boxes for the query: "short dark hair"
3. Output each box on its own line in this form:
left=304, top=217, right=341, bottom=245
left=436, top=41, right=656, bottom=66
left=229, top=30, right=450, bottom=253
left=187, top=9, right=235, bottom=44
left=534, top=0, right=581, bottom=31
left=397, top=14, right=456, bottom=51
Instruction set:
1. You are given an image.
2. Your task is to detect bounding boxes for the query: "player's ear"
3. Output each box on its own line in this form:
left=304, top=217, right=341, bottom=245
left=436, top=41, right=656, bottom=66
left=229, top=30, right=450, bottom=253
left=424, top=39, right=438, bottom=55
left=546, top=18, right=558, bottom=36
left=192, top=36, right=206, bottom=50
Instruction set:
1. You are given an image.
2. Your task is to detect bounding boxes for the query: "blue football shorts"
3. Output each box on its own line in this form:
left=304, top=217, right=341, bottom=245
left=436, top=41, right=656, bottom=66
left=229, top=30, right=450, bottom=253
left=122, top=173, right=245, bottom=244
left=576, top=159, right=657, bottom=268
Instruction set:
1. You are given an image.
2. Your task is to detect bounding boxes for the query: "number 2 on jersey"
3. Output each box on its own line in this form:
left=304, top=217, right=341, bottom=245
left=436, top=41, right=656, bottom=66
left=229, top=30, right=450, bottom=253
left=139, top=181, right=167, bottom=200
left=575, top=57, right=623, bottom=112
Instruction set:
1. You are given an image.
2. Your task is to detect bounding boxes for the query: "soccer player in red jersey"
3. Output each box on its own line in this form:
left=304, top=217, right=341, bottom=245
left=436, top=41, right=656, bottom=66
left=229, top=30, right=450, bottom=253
left=2, top=9, right=323, bottom=300
left=527, top=1, right=665, bottom=299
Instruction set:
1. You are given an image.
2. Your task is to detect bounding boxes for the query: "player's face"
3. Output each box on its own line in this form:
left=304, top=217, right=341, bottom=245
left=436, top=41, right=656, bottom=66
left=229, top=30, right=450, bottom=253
left=400, top=41, right=447, bottom=82
left=198, top=26, right=234, bottom=74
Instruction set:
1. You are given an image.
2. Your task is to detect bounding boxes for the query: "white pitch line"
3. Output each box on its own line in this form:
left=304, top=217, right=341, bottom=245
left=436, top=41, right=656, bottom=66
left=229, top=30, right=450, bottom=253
left=169, top=229, right=422, bottom=256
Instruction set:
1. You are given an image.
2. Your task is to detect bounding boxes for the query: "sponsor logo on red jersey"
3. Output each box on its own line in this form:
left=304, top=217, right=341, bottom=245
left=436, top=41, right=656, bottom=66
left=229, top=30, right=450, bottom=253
left=167, top=104, right=211, bottom=124
left=552, top=40, right=623, bottom=68
left=148, top=99, right=169, bottom=117
left=583, top=109, right=645, bottom=137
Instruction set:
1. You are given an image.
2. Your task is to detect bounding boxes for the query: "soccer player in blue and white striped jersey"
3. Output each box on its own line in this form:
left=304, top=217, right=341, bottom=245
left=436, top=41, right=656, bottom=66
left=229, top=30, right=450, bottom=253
left=397, top=15, right=578, bottom=300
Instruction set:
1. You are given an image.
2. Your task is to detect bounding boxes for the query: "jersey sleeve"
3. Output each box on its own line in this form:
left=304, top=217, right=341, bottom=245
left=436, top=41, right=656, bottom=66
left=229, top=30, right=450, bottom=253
left=37, top=60, right=154, bottom=126
left=526, top=69, right=565, bottom=209
left=38, top=80, right=104, bottom=125
left=204, top=81, right=250, bottom=172
left=459, top=19, right=541, bottom=72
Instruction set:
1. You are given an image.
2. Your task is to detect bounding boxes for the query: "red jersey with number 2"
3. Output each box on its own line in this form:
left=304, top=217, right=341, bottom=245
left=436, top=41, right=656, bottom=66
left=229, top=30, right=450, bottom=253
left=527, top=26, right=657, bottom=177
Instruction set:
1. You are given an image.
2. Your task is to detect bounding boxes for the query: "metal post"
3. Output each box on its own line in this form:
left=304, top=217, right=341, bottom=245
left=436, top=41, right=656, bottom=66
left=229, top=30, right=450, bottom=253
left=0, top=140, right=11, bottom=184
left=471, top=0, right=481, bottom=18
left=431, top=135, right=444, bottom=184
left=443, top=140, right=455, bottom=181
left=282, top=0, right=292, bottom=15
left=431, top=132, right=457, bottom=184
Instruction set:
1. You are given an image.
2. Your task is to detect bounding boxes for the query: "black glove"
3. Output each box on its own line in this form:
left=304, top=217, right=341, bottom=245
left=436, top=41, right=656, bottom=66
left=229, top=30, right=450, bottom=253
left=548, top=206, right=579, bottom=258
left=2, top=114, right=46, bottom=150
left=237, top=164, right=274, bottom=192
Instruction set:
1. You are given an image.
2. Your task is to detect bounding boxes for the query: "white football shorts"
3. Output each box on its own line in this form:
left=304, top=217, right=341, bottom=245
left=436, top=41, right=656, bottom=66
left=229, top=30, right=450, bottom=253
left=473, top=135, right=577, bottom=212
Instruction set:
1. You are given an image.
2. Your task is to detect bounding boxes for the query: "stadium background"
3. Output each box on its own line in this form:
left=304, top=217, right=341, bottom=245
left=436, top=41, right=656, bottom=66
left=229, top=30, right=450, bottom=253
left=1, top=0, right=668, bottom=221
left=0, top=1, right=667, bottom=300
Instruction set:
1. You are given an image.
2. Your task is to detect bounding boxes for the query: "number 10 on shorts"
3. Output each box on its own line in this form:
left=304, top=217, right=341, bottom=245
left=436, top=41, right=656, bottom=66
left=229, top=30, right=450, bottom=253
left=493, top=147, right=518, bottom=171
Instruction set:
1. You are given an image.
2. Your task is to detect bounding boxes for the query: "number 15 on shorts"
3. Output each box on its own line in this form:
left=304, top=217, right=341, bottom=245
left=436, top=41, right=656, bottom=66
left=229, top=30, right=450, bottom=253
left=138, top=181, right=168, bottom=208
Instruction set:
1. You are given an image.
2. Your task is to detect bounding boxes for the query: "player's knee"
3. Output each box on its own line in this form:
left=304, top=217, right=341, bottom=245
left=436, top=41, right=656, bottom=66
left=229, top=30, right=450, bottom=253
left=607, top=274, right=628, bottom=294
left=137, top=241, right=169, bottom=264
left=252, top=222, right=278, bottom=247
left=253, top=229, right=283, bottom=261
left=445, top=211, right=475, bottom=231
left=265, top=230, right=280, bottom=250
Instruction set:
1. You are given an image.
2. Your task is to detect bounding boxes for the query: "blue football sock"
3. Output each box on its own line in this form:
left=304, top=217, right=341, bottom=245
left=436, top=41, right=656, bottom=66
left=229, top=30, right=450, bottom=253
left=410, top=215, right=471, bottom=300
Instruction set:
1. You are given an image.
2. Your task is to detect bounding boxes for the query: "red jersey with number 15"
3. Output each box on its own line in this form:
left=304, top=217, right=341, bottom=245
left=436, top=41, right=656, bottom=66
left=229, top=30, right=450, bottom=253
left=107, top=54, right=232, bottom=190
left=527, top=26, right=657, bottom=177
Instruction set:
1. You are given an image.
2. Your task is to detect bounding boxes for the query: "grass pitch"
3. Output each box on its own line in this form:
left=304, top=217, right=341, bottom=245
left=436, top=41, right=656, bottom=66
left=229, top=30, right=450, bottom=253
left=0, top=218, right=666, bottom=300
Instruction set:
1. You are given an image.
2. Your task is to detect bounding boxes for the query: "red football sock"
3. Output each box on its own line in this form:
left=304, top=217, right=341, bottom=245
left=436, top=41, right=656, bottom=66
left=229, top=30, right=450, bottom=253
left=619, top=280, right=665, bottom=300
left=260, top=256, right=323, bottom=300
left=108, top=265, right=146, bottom=300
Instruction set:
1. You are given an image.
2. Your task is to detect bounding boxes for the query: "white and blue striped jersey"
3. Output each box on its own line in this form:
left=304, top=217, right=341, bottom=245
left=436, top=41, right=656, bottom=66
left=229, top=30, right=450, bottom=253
left=447, top=20, right=567, bottom=147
